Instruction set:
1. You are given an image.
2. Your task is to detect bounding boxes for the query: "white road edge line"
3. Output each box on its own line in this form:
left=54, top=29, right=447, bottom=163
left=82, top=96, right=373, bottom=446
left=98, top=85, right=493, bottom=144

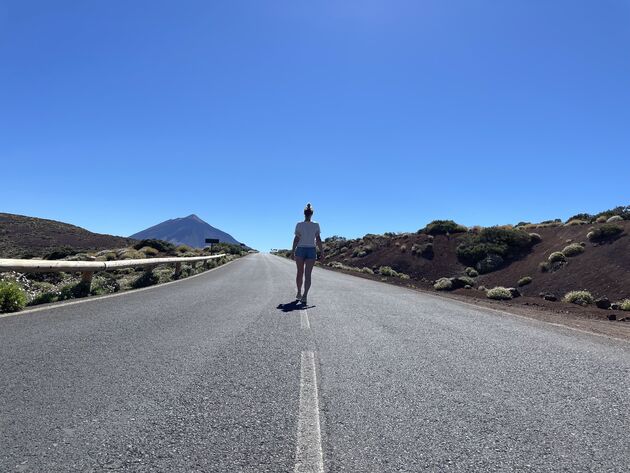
left=301, top=309, right=310, bottom=330
left=295, top=351, right=324, bottom=473
left=0, top=257, right=243, bottom=319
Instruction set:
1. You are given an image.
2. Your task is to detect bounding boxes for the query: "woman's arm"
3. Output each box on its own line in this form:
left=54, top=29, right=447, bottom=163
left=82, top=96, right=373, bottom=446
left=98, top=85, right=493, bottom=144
left=316, top=234, right=324, bottom=260
left=291, top=235, right=300, bottom=259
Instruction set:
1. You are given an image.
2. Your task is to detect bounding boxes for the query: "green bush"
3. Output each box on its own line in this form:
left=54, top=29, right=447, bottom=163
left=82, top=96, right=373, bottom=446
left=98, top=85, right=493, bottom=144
left=566, top=213, right=594, bottom=223
left=453, top=276, right=475, bottom=288
left=132, top=270, right=159, bottom=289
left=517, top=276, right=533, bottom=287
left=44, top=246, right=79, bottom=260
left=456, top=226, right=535, bottom=269
left=607, top=215, right=623, bottom=223
left=434, top=277, right=453, bottom=291
left=361, top=267, right=374, bottom=274
left=422, top=220, right=467, bottom=236
left=548, top=251, right=566, bottom=263
left=563, top=290, right=594, bottom=306
left=176, top=244, right=193, bottom=254
left=486, top=287, right=513, bottom=300
left=139, top=246, right=159, bottom=257
left=619, top=299, right=630, bottom=311
left=562, top=243, right=584, bottom=257
left=595, top=216, right=607, bottom=223
left=378, top=266, right=408, bottom=279
left=587, top=224, right=624, bottom=242
left=528, top=233, right=542, bottom=243
left=399, top=245, right=407, bottom=253
left=475, top=254, right=504, bottom=274
left=0, top=281, right=27, bottom=313
left=566, top=219, right=587, bottom=226
left=539, top=262, right=550, bottom=272
left=133, top=239, right=175, bottom=253
left=464, top=267, right=478, bottom=277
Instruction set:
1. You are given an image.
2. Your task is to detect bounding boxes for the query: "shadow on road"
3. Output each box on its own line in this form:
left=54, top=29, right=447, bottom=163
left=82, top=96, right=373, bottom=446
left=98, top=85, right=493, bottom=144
left=276, top=301, right=315, bottom=312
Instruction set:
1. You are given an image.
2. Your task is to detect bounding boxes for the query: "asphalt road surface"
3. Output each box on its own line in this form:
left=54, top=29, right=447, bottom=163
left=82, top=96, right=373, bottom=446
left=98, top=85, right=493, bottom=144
left=1, top=253, right=629, bottom=472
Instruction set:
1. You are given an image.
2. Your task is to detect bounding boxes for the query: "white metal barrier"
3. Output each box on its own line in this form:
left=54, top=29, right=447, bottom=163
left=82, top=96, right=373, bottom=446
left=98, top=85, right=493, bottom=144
left=0, top=254, right=227, bottom=286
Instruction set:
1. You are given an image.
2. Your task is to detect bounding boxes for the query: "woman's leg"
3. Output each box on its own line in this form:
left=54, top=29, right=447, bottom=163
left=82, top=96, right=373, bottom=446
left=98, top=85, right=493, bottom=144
left=303, top=258, right=316, bottom=299
left=295, top=256, right=305, bottom=296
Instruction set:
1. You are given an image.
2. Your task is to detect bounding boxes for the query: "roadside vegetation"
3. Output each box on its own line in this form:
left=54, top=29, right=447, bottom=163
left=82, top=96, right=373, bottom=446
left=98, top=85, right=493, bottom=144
left=0, top=239, right=250, bottom=314
left=271, top=204, right=630, bottom=319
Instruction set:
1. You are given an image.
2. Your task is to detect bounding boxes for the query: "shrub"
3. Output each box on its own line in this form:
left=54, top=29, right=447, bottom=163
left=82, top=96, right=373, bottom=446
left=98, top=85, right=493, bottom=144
left=595, top=216, right=607, bottom=223
left=44, top=246, right=79, bottom=260
left=90, top=274, right=121, bottom=295
left=456, top=226, right=535, bottom=270
left=434, top=277, right=453, bottom=291
left=619, top=299, right=630, bottom=311
left=133, top=239, right=175, bottom=253
left=476, top=254, right=504, bottom=274
left=529, top=233, right=542, bottom=244
left=563, top=290, right=594, bottom=306
left=566, top=213, right=594, bottom=223
left=176, top=244, right=193, bottom=254
left=607, top=215, right=623, bottom=223
left=361, top=267, right=374, bottom=274
left=423, top=220, right=467, bottom=236
left=487, top=287, right=513, bottom=300
left=517, top=276, right=533, bottom=287
left=464, top=267, right=479, bottom=277
left=562, top=243, right=584, bottom=257
left=587, top=224, right=624, bottom=242
left=0, top=281, right=27, bottom=313
left=452, top=276, right=475, bottom=288
left=132, top=270, right=159, bottom=289
left=400, top=245, right=407, bottom=253
left=139, top=246, right=159, bottom=257
left=57, top=281, right=91, bottom=301
left=548, top=252, right=566, bottom=263
left=565, top=219, right=587, bottom=226
left=377, top=266, right=409, bottom=279
left=539, top=262, right=551, bottom=272
left=118, top=249, right=145, bottom=260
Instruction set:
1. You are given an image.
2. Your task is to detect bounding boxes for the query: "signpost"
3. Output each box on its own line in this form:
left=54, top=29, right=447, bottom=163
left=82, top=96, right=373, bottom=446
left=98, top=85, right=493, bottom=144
left=205, top=238, right=220, bottom=254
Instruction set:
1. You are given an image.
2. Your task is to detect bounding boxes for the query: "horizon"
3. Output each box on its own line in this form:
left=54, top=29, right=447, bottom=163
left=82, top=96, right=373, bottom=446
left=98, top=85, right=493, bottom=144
left=2, top=1, right=629, bottom=251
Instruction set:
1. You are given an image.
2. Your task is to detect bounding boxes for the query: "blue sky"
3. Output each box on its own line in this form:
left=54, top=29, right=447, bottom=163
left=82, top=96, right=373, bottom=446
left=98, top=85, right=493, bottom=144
left=1, top=1, right=629, bottom=251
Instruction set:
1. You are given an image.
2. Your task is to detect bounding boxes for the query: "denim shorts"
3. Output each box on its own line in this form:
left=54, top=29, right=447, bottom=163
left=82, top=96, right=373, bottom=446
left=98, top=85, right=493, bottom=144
left=295, top=246, right=317, bottom=260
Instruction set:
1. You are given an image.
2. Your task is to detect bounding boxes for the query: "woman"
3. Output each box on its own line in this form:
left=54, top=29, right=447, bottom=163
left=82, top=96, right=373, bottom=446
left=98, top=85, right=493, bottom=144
left=291, top=203, right=324, bottom=305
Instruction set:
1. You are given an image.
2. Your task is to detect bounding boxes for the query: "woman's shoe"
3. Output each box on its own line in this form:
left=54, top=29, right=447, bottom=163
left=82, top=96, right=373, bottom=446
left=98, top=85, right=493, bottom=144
left=296, top=292, right=302, bottom=300
left=300, top=295, right=307, bottom=305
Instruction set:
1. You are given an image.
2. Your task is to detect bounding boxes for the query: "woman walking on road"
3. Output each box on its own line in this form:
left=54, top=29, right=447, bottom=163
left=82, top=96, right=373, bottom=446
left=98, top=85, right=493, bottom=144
left=292, top=203, right=324, bottom=305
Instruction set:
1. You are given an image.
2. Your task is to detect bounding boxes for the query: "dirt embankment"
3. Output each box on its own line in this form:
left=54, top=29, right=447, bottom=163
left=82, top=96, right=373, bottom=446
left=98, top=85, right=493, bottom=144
left=0, top=213, right=134, bottom=258
left=319, top=220, right=630, bottom=329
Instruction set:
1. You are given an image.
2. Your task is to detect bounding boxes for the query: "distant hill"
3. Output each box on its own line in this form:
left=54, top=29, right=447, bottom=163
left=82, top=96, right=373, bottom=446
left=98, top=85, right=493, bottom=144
left=130, top=214, right=241, bottom=248
left=0, top=213, right=134, bottom=258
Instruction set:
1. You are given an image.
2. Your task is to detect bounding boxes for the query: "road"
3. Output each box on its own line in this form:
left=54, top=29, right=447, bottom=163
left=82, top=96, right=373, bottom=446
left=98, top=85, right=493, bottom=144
left=1, top=253, right=629, bottom=472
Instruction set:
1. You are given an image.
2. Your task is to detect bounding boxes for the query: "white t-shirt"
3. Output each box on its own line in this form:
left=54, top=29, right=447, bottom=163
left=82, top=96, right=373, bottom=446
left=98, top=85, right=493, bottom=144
left=295, top=221, right=320, bottom=248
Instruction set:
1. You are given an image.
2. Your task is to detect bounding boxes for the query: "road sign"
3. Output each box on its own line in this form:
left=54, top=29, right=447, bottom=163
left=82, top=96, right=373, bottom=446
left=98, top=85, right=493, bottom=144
left=205, top=238, right=220, bottom=244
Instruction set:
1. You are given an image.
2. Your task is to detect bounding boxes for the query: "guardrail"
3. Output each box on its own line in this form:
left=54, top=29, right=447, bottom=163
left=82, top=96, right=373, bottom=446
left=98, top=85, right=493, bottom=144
left=0, top=254, right=227, bottom=289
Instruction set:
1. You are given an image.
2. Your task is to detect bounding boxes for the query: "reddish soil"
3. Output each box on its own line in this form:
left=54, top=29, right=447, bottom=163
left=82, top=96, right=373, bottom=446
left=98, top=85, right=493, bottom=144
left=0, top=213, right=134, bottom=258
left=321, top=220, right=630, bottom=335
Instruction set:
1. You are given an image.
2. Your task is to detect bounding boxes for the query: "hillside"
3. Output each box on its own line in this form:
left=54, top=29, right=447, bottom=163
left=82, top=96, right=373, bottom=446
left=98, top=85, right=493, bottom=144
left=0, top=213, right=134, bottom=258
left=130, top=214, right=241, bottom=248
left=316, top=207, right=630, bottom=320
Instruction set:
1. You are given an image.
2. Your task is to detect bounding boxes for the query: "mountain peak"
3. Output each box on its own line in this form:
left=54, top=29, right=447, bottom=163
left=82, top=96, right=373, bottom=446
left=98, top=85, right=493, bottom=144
left=130, top=215, right=242, bottom=247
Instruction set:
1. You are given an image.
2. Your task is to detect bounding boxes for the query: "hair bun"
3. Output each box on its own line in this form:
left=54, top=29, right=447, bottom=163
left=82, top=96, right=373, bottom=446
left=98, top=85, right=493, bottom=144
left=306, top=203, right=312, bottom=209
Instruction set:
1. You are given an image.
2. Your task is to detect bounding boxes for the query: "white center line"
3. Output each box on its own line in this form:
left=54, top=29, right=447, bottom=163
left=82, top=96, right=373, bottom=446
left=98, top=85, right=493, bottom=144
left=301, top=310, right=310, bottom=330
left=294, top=351, right=324, bottom=473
